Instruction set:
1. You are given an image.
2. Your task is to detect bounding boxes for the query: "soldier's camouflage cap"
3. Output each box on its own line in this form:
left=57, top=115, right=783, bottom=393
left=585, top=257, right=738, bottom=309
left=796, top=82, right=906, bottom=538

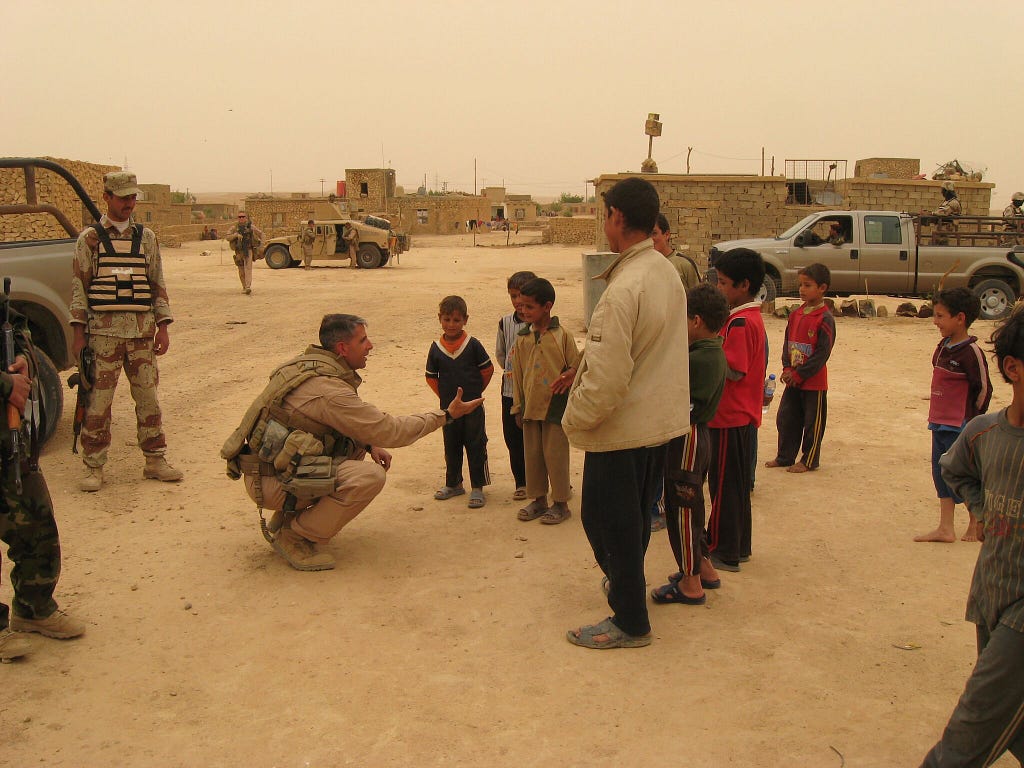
left=1013, top=192, right=1024, bottom=201
left=103, top=171, right=141, bottom=197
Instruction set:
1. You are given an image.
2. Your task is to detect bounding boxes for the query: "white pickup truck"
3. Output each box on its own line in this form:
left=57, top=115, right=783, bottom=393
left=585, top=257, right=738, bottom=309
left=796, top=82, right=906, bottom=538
left=709, top=210, right=1024, bottom=319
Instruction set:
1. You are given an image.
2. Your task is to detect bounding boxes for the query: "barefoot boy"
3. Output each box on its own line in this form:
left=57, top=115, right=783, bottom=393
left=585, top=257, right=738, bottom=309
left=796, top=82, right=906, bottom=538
left=510, top=278, right=580, bottom=525
left=765, top=263, right=835, bottom=473
left=915, top=287, right=992, bottom=543
left=426, top=296, right=493, bottom=508
left=919, top=304, right=1024, bottom=766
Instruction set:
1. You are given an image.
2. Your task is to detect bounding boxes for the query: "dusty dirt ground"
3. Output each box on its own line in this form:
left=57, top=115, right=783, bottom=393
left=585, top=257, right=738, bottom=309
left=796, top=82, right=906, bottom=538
left=2, top=232, right=1018, bottom=767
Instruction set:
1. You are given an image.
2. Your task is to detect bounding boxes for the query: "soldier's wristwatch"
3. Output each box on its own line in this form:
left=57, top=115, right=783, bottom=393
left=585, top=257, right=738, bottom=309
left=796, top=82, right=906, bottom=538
left=444, top=408, right=454, bottom=425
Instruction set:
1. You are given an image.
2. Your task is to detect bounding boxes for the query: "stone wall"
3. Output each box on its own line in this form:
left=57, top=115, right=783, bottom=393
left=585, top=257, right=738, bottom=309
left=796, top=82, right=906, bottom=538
left=853, top=158, right=920, bottom=179
left=244, top=198, right=353, bottom=239
left=546, top=216, right=598, bottom=245
left=593, top=172, right=995, bottom=263
left=345, top=169, right=395, bottom=213
left=392, top=196, right=490, bottom=235
left=0, top=156, right=118, bottom=241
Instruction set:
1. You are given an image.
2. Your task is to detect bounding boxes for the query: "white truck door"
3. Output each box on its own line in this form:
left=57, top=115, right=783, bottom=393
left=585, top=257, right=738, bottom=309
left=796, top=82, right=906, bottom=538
left=858, top=214, right=911, bottom=293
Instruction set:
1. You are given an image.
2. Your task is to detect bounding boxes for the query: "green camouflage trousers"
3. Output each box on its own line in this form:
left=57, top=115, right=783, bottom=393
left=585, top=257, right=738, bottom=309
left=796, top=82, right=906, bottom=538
left=0, top=466, right=60, bottom=626
left=81, top=334, right=167, bottom=468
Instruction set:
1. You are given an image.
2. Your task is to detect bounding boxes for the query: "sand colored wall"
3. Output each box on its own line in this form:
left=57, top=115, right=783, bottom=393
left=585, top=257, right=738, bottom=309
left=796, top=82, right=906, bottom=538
left=545, top=216, right=598, bottom=245
left=840, top=177, right=992, bottom=216
left=345, top=169, right=396, bottom=212
left=0, top=156, right=118, bottom=241
left=853, top=158, right=920, bottom=179
left=393, top=196, right=490, bottom=235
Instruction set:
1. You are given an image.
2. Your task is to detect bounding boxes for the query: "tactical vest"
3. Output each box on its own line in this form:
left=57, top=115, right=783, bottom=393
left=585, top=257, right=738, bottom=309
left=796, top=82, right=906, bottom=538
left=221, top=345, right=362, bottom=479
left=86, top=223, right=154, bottom=312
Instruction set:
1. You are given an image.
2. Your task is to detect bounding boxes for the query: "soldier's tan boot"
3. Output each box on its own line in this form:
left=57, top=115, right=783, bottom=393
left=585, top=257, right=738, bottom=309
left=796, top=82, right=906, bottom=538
left=272, top=525, right=335, bottom=572
left=10, top=609, right=86, bottom=639
left=0, top=628, right=32, bottom=662
left=79, top=466, right=103, bottom=492
left=143, top=456, right=184, bottom=482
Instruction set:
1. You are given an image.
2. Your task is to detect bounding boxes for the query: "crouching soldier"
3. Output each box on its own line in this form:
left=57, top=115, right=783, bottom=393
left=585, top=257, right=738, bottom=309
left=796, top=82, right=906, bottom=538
left=1, top=288, right=85, bottom=662
left=221, top=313, right=483, bottom=571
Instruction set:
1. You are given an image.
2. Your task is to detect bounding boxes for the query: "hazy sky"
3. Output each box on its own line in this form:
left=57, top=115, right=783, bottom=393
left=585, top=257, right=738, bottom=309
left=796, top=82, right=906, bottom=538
left=4, top=1, right=1022, bottom=203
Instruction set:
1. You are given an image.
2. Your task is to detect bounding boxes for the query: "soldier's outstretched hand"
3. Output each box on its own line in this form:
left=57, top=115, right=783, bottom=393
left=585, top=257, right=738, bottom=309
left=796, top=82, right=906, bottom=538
left=447, top=387, right=484, bottom=419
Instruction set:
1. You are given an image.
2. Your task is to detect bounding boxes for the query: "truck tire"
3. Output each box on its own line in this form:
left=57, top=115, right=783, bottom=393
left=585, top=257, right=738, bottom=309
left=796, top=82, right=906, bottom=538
left=34, top=349, right=62, bottom=447
left=973, top=279, right=1016, bottom=320
left=757, top=274, right=780, bottom=304
left=357, top=243, right=383, bottom=269
left=264, top=245, right=292, bottom=270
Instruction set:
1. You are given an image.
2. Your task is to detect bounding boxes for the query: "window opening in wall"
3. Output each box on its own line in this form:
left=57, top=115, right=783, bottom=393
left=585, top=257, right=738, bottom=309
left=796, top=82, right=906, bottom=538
left=416, top=209, right=428, bottom=225
left=360, top=182, right=368, bottom=197
left=272, top=213, right=284, bottom=226
left=515, top=208, right=525, bottom=220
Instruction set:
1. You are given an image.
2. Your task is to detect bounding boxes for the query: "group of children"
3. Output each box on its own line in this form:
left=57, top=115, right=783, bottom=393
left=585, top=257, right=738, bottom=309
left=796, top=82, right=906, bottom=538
left=426, top=271, right=580, bottom=525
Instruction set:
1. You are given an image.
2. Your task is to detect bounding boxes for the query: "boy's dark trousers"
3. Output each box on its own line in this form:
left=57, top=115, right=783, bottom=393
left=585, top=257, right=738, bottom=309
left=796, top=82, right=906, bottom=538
left=707, top=424, right=755, bottom=565
left=773, top=386, right=828, bottom=469
left=500, top=395, right=526, bottom=488
left=443, top=407, right=489, bottom=489
left=920, top=618, right=1024, bottom=767
left=581, top=445, right=665, bottom=637
left=664, top=424, right=711, bottom=576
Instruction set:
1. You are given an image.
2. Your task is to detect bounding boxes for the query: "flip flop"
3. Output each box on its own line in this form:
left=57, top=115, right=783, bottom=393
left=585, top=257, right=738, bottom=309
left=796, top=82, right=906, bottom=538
left=667, top=571, right=721, bottom=590
left=517, top=501, right=548, bottom=521
left=512, top=487, right=528, bottom=501
left=566, top=617, right=652, bottom=649
left=434, top=486, right=465, bottom=501
left=468, top=489, right=485, bottom=509
left=539, top=505, right=571, bottom=525
left=650, top=582, right=706, bottom=605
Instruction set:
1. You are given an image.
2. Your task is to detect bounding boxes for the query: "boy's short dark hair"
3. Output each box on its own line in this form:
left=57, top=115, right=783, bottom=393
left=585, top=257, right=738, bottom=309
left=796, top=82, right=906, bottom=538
left=799, top=263, right=831, bottom=288
left=687, top=283, right=730, bottom=333
left=655, top=213, right=670, bottom=233
left=991, top=303, right=1024, bottom=383
left=714, top=248, right=765, bottom=296
left=439, top=295, right=468, bottom=317
left=602, top=177, right=659, bottom=235
left=934, top=287, right=980, bottom=328
left=507, top=271, right=537, bottom=291
left=519, top=277, right=555, bottom=306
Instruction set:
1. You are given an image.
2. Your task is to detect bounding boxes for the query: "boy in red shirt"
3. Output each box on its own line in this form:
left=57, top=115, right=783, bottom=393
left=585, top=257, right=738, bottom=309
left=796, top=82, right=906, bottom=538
left=766, top=263, right=836, bottom=473
left=707, top=248, right=767, bottom=572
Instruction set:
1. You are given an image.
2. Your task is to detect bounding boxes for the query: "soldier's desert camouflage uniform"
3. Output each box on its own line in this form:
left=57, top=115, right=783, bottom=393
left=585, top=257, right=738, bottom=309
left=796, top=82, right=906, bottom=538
left=0, top=304, right=60, bottom=628
left=300, top=223, right=315, bottom=268
left=71, top=216, right=173, bottom=468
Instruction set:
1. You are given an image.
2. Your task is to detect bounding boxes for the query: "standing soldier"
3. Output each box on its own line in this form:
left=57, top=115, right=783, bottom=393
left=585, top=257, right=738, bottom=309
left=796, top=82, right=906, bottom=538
left=1003, top=192, right=1024, bottom=246
left=929, top=181, right=963, bottom=245
left=300, top=219, right=316, bottom=270
left=343, top=222, right=360, bottom=268
left=71, top=171, right=184, bottom=493
left=226, top=211, right=263, bottom=293
left=1, top=292, right=85, bottom=660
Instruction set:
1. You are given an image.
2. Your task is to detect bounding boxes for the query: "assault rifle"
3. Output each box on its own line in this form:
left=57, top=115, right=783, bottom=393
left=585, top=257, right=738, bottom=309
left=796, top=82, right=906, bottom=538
left=2, top=277, right=22, bottom=494
left=67, top=346, right=95, bottom=454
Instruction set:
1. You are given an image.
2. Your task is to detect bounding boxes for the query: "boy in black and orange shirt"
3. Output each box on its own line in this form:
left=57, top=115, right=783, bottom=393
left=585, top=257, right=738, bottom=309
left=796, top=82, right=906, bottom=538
left=426, top=295, right=494, bottom=509
left=766, top=263, right=836, bottom=473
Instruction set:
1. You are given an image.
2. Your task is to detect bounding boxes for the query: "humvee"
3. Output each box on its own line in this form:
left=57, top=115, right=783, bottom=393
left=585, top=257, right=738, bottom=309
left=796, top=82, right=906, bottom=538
left=262, top=215, right=408, bottom=270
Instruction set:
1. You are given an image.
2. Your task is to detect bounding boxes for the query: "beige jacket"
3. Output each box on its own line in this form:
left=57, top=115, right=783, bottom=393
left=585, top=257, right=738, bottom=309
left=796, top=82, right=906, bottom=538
left=562, top=238, right=690, bottom=452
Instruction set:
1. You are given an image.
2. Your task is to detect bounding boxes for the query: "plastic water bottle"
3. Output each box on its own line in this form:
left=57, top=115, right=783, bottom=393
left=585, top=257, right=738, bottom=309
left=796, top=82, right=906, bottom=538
left=762, top=374, right=777, bottom=414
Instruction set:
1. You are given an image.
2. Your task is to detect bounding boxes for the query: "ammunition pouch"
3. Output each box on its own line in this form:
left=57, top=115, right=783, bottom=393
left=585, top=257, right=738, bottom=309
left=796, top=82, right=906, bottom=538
left=278, top=456, right=335, bottom=496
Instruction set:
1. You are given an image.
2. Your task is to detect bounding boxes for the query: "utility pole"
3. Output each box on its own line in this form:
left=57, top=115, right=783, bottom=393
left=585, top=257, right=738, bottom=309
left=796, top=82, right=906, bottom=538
left=474, top=158, right=477, bottom=196
left=686, top=147, right=693, bottom=174
left=319, top=178, right=325, bottom=196
left=270, top=169, right=273, bottom=195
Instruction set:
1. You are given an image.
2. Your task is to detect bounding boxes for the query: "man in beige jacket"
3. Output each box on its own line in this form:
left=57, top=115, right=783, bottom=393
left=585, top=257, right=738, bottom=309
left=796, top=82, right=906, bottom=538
left=563, top=177, right=690, bottom=649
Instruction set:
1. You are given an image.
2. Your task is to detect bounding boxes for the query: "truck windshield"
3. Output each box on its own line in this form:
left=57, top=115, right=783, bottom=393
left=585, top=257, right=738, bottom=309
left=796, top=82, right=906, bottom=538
left=778, top=214, right=819, bottom=240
